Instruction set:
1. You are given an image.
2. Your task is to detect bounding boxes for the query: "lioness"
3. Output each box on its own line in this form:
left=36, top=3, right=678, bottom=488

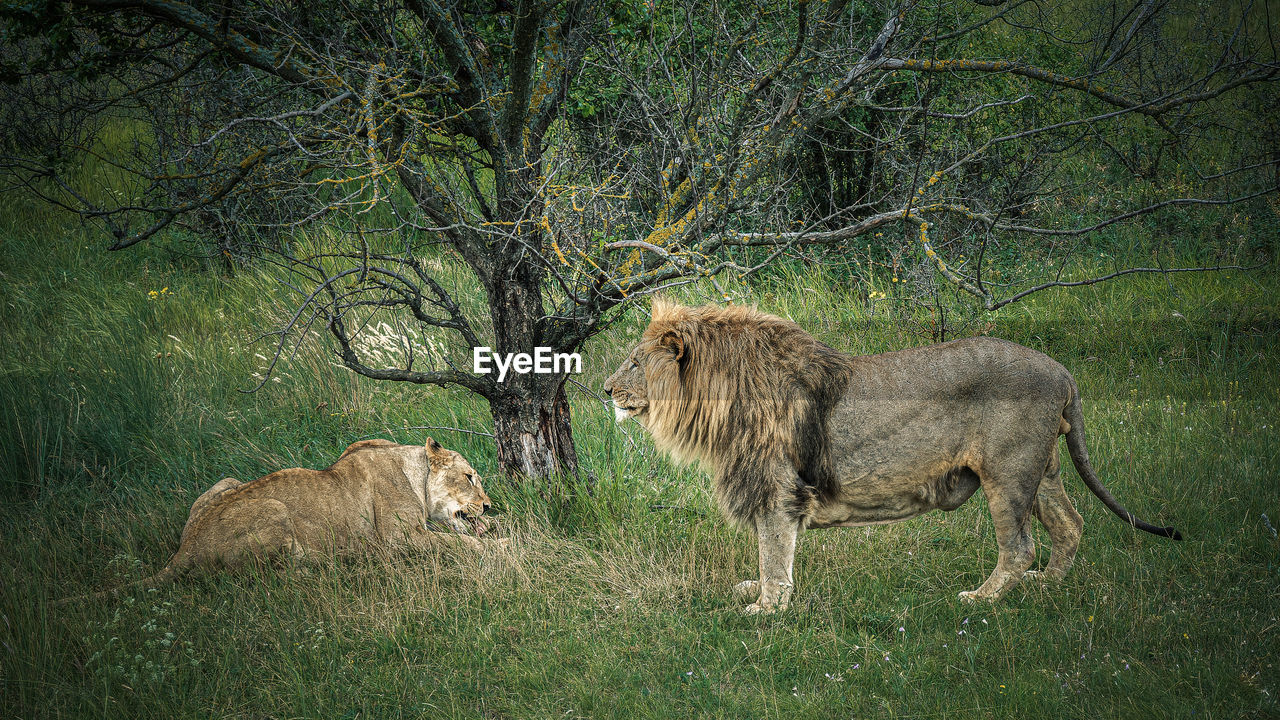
left=604, top=301, right=1180, bottom=614
left=59, top=438, right=499, bottom=604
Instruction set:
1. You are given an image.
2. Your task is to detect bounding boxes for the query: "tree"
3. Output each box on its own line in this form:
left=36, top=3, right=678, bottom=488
left=2, top=0, right=1276, bottom=482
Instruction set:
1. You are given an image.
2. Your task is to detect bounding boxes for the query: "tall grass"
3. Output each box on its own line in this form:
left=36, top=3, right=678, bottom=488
left=1, top=176, right=1277, bottom=718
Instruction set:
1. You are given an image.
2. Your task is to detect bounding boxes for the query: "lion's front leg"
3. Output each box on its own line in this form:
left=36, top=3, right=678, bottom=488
left=744, top=511, right=800, bottom=615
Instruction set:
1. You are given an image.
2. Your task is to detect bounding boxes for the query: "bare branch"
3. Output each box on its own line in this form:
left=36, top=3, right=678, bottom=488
left=988, top=264, right=1265, bottom=310
left=878, top=57, right=1277, bottom=121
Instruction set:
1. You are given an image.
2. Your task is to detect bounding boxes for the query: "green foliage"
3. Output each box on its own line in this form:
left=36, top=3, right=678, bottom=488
left=2, top=176, right=1278, bottom=717
left=0, top=2, right=160, bottom=83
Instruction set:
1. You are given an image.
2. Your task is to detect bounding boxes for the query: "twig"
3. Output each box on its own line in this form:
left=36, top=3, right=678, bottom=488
left=989, top=263, right=1265, bottom=310
left=649, top=504, right=706, bottom=517
left=403, top=425, right=495, bottom=439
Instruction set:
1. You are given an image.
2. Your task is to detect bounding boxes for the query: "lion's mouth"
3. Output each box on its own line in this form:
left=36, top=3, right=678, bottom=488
left=611, top=400, right=647, bottom=423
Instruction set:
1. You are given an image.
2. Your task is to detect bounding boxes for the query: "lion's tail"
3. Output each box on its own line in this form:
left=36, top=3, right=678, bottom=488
left=1062, top=384, right=1182, bottom=540
left=52, top=563, right=180, bottom=609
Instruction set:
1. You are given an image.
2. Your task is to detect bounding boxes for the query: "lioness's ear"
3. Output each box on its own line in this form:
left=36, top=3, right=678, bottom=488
left=424, top=437, right=450, bottom=467
left=659, top=329, right=685, bottom=362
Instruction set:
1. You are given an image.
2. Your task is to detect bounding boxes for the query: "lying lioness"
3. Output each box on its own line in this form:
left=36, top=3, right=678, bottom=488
left=59, top=438, right=500, bottom=604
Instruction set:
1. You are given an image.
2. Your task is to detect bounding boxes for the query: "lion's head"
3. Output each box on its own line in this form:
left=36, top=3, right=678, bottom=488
left=603, top=300, right=809, bottom=463
left=422, top=437, right=493, bottom=535
left=601, top=299, right=702, bottom=443
left=604, top=300, right=853, bottom=524
left=601, top=339, right=658, bottom=425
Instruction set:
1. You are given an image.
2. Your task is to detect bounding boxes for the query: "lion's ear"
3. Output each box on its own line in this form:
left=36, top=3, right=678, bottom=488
left=425, top=437, right=443, bottom=453
left=658, top=329, right=685, bottom=362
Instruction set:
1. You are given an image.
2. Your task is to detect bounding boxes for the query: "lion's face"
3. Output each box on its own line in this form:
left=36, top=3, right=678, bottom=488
left=603, top=342, right=656, bottom=424
left=424, top=442, right=493, bottom=536
left=605, top=317, right=688, bottom=426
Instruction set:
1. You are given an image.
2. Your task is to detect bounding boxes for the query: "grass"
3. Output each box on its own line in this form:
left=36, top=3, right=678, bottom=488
left=1, top=182, right=1278, bottom=719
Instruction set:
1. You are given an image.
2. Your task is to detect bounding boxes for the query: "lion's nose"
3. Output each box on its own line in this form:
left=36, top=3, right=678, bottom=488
left=483, top=502, right=491, bottom=513
left=602, top=378, right=612, bottom=394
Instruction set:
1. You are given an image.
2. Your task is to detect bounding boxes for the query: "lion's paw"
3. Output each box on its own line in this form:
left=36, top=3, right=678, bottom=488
left=957, top=586, right=1003, bottom=602
left=742, top=599, right=788, bottom=616
left=732, top=580, right=760, bottom=600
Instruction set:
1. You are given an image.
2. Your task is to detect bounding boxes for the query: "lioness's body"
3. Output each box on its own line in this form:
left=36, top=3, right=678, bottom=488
left=61, top=438, right=495, bottom=604
left=604, top=302, right=1180, bottom=613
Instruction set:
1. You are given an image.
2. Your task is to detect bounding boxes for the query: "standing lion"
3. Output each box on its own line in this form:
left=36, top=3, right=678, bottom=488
left=604, top=301, right=1180, bottom=614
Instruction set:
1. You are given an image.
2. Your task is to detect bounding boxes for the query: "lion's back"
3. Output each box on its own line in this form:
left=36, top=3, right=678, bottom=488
left=846, top=336, right=1074, bottom=402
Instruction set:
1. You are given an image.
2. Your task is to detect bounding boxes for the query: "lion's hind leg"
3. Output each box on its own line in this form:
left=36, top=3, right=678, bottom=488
left=960, top=460, right=1040, bottom=603
left=190, top=498, right=301, bottom=569
left=1028, top=452, right=1083, bottom=581
left=181, top=478, right=242, bottom=544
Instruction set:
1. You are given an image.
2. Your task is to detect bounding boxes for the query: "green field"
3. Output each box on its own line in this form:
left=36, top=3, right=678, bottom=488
left=1, top=186, right=1277, bottom=718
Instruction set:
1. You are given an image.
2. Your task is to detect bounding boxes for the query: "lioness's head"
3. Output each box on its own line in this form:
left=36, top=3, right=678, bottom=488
left=424, top=437, right=493, bottom=535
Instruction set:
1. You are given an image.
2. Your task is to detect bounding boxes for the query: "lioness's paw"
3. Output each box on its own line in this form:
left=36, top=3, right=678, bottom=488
left=732, top=580, right=760, bottom=600
left=958, top=590, right=995, bottom=603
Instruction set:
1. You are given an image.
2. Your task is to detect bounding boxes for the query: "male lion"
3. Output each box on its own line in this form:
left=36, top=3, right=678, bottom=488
left=604, top=301, right=1181, bottom=614
left=59, top=438, right=499, bottom=605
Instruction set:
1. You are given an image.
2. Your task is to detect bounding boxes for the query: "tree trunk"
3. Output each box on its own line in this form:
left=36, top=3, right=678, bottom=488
left=490, top=377, right=579, bottom=481
left=484, top=255, right=581, bottom=482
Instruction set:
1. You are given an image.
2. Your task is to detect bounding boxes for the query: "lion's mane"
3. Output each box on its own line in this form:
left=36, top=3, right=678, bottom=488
left=641, top=300, right=854, bottom=526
